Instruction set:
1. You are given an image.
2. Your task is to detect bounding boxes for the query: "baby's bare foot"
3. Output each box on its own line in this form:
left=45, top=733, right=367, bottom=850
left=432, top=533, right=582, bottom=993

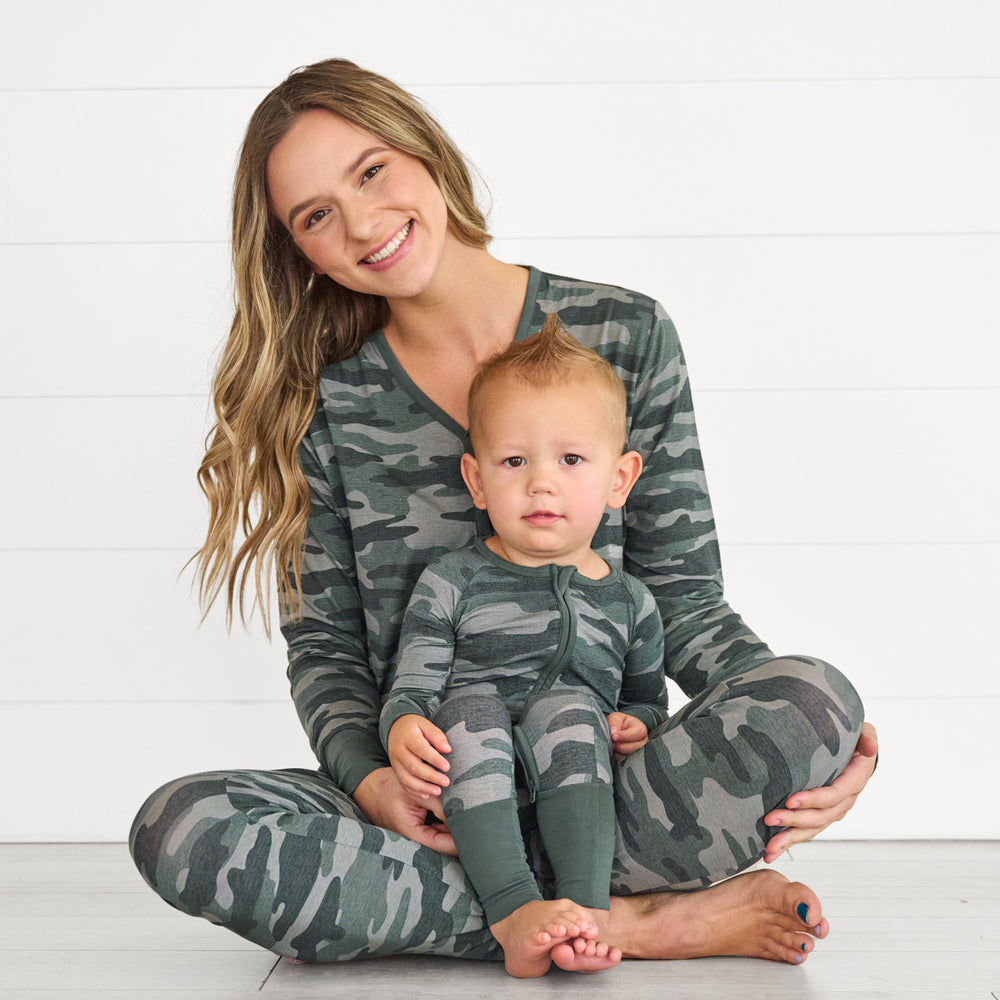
left=605, top=869, right=827, bottom=966
left=551, top=934, right=622, bottom=973
left=489, top=899, right=598, bottom=978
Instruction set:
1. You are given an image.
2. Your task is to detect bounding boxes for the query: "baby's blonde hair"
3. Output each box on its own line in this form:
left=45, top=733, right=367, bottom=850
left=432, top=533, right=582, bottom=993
left=468, top=314, right=628, bottom=450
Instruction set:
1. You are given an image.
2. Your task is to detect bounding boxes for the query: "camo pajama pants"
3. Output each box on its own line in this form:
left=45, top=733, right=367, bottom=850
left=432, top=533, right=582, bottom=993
left=435, top=689, right=617, bottom=925
left=129, top=654, right=863, bottom=962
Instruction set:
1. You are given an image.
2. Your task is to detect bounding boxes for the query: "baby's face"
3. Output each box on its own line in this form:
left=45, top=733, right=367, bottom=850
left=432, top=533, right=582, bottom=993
left=462, top=375, right=632, bottom=570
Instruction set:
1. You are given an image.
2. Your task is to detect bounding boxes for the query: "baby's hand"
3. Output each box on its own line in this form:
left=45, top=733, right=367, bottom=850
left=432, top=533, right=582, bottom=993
left=608, top=712, right=649, bottom=757
left=387, top=715, right=452, bottom=799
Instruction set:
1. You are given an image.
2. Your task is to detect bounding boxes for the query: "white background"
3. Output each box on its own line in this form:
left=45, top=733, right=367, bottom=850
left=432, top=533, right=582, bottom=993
left=0, top=1, right=997, bottom=841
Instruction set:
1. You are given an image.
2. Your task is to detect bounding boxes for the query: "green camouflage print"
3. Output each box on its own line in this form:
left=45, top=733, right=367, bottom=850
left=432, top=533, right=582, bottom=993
left=128, top=767, right=501, bottom=961
left=431, top=694, right=541, bottom=924
left=282, top=268, right=773, bottom=796
left=433, top=690, right=618, bottom=921
left=379, top=540, right=668, bottom=746
left=129, top=269, right=865, bottom=960
left=129, top=655, right=862, bottom=960
left=130, top=657, right=862, bottom=961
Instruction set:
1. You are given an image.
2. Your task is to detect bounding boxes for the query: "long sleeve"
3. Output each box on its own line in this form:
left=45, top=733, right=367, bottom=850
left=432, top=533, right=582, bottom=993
left=616, top=579, right=670, bottom=732
left=378, top=565, right=459, bottom=746
left=617, top=301, right=775, bottom=696
left=280, top=412, right=388, bottom=794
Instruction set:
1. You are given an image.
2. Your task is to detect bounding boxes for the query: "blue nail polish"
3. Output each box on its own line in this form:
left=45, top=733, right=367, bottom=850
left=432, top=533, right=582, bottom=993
left=795, top=955, right=803, bottom=964
left=796, top=902, right=809, bottom=923
left=801, top=943, right=807, bottom=951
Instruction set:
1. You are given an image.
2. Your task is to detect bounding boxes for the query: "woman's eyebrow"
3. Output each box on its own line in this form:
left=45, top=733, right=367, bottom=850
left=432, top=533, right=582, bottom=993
left=345, top=146, right=390, bottom=178
left=287, top=147, right=392, bottom=229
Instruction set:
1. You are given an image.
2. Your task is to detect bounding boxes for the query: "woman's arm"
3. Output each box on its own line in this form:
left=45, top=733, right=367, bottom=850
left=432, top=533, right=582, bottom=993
left=280, top=417, right=389, bottom=795
left=613, top=296, right=876, bottom=833
left=620, top=300, right=775, bottom=695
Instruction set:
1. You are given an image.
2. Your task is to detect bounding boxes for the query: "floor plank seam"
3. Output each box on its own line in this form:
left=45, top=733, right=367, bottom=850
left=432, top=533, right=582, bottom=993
left=259, top=956, right=280, bottom=991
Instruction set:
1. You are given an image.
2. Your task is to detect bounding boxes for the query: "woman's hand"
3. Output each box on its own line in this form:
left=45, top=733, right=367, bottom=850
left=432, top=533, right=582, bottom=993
left=352, top=766, right=457, bottom=856
left=762, top=722, right=878, bottom=863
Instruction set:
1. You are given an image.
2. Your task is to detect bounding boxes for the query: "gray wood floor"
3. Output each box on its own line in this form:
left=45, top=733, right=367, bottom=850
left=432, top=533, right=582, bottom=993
left=0, top=841, right=997, bottom=999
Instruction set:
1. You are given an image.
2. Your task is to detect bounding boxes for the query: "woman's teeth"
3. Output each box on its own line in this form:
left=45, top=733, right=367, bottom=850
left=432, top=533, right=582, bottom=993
left=363, top=221, right=412, bottom=264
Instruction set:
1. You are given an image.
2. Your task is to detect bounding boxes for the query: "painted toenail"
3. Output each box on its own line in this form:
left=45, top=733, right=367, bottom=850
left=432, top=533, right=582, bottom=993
left=795, top=955, right=803, bottom=964
left=796, top=902, right=809, bottom=923
left=801, top=943, right=807, bottom=951
left=814, top=925, right=821, bottom=935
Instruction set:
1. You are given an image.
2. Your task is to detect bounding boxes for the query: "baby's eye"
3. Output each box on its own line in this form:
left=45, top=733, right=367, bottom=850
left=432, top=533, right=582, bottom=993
left=562, top=454, right=584, bottom=466
left=502, top=456, right=525, bottom=468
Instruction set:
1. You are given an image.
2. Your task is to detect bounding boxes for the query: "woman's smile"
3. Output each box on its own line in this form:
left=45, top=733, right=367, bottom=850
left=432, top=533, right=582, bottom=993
left=360, top=219, right=414, bottom=268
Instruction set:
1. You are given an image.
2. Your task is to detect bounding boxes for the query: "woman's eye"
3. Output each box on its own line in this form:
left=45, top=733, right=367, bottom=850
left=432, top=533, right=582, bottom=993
left=502, top=457, right=525, bottom=468
left=362, top=164, right=383, bottom=182
left=304, top=209, right=328, bottom=230
left=562, top=454, right=583, bottom=466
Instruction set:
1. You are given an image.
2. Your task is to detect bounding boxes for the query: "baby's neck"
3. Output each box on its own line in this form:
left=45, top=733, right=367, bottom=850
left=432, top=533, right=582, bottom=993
left=484, top=536, right=611, bottom=580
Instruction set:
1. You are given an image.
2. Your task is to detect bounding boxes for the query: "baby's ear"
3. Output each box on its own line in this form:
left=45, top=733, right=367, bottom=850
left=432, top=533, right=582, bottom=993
left=460, top=452, right=489, bottom=510
left=607, top=451, right=643, bottom=509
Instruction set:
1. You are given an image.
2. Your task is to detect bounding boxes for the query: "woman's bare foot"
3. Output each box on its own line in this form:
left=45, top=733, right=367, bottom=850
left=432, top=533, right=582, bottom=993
left=489, top=899, right=599, bottom=978
left=551, top=934, right=623, bottom=973
left=604, top=869, right=827, bottom=966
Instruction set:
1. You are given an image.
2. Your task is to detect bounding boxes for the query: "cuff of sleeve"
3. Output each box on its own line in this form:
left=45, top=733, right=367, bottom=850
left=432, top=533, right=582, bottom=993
left=323, top=730, right=389, bottom=794
left=628, top=706, right=667, bottom=734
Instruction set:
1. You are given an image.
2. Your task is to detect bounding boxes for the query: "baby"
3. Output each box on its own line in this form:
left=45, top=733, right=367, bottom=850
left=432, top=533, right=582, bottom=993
left=380, top=315, right=668, bottom=977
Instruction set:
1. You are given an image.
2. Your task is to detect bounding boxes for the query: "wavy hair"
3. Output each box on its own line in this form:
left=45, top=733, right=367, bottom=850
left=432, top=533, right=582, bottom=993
left=193, top=58, right=491, bottom=632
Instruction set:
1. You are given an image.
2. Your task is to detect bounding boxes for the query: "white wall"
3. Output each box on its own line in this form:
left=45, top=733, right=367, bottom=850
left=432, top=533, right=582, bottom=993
left=1, top=1, right=997, bottom=841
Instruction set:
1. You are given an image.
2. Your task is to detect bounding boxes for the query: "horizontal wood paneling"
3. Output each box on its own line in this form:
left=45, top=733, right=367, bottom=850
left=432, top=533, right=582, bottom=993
left=8, top=80, right=999, bottom=244
left=694, top=387, right=999, bottom=544
left=3, top=389, right=993, bottom=549
left=718, top=542, right=1000, bottom=700
left=3, top=235, right=997, bottom=397
left=1, top=543, right=996, bottom=702
left=0, top=702, right=316, bottom=841
left=2, top=1, right=998, bottom=90
left=0, top=396, right=208, bottom=549
left=0, top=243, right=231, bottom=397
left=443, top=79, right=1000, bottom=240
left=2, top=551, right=284, bottom=701
left=7, top=89, right=257, bottom=244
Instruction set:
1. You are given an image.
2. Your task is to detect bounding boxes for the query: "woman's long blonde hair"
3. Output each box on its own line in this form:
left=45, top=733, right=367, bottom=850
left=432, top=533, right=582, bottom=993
left=194, top=58, right=490, bottom=632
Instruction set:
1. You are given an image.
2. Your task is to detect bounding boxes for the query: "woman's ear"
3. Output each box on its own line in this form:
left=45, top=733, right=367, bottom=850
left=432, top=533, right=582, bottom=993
left=460, top=452, right=489, bottom=510
left=606, top=451, right=643, bottom=510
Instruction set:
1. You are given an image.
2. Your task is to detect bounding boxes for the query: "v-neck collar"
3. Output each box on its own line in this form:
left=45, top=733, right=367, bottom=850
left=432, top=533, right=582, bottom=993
left=370, top=266, right=543, bottom=440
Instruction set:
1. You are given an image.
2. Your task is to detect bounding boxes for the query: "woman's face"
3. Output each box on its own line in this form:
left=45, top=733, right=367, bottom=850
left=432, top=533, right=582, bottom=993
left=266, top=109, right=451, bottom=300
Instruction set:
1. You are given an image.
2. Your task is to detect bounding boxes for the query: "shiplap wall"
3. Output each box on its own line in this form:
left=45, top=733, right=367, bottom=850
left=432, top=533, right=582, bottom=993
left=1, top=1, right=997, bottom=841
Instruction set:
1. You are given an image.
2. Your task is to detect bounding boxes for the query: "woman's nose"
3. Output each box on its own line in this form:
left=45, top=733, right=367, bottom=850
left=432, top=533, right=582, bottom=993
left=342, top=198, right=378, bottom=243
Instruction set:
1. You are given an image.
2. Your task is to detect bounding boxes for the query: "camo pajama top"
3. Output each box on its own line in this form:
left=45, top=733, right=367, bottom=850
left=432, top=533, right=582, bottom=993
left=281, top=266, right=774, bottom=794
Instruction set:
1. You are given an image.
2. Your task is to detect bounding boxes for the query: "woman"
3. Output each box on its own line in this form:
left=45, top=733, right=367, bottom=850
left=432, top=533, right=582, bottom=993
left=129, top=58, right=878, bottom=972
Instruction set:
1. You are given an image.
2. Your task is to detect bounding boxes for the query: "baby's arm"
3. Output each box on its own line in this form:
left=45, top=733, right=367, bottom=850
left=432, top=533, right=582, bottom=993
left=607, top=712, right=649, bottom=756
left=387, top=714, right=452, bottom=799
